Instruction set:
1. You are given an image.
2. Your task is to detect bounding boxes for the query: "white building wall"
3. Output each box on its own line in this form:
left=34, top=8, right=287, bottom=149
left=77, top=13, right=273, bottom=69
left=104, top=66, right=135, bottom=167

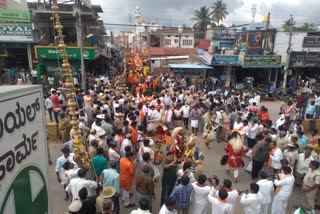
left=180, top=35, right=194, bottom=48
left=274, top=32, right=307, bottom=65
left=162, top=34, right=194, bottom=48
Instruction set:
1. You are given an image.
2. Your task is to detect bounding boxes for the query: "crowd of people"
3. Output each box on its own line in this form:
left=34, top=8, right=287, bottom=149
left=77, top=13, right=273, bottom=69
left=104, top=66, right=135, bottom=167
left=50, top=72, right=320, bottom=214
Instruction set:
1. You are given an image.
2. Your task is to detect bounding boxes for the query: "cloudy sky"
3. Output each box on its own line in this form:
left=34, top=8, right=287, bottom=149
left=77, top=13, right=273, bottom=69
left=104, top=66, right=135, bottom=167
left=91, top=0, right=320, bottom=32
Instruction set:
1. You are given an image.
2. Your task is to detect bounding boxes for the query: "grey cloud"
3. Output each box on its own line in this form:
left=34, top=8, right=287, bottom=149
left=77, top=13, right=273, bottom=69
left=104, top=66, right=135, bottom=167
left=94, top=0, right=243, bottom=30
left=259, top=0, right=320, bottom=26
left=94, top=0, right=320, bottom=32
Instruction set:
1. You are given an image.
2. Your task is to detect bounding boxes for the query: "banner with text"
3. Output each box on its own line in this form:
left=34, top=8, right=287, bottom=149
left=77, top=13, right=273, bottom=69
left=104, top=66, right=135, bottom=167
left=0, top=86, right=50, bottom=214
left=242, top=55, right=282, bottom=68
left=35, top=46, right=99, bottom=60
left=0, top=22, right=33, bottom=42
left=289, top=51, right=320, bottom=67
left=0, top=0, right=30, bottom=23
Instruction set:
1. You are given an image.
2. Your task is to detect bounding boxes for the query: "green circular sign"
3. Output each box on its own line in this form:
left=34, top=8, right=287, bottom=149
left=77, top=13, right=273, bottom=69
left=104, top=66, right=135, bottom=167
left=1, top=165, right=48, bottom=214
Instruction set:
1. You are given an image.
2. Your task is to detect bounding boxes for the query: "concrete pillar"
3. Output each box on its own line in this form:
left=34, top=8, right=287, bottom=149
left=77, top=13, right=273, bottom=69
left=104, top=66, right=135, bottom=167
left=225, top=66, right=232, bottom=87
left=27, top=43, right=33, bottom=73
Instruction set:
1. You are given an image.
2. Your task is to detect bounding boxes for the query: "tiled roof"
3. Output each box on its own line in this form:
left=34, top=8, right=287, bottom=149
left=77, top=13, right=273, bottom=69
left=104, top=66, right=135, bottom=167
left=146, top=47, right=198, bottom=56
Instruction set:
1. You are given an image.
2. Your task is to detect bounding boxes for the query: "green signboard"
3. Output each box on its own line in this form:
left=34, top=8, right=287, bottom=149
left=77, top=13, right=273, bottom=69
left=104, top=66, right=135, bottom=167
left=0, top=23, right=33, bottom=43
left=35, top=46, right=98, bottom=60
left=0, top=9, right=31, bottom=22
left=242, top=55, right=282, bottom=68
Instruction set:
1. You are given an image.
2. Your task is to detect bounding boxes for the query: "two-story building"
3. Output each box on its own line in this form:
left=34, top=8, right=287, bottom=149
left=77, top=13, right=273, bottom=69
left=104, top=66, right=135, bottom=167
left=28, top=1, right=107, bottom=79
left=155, top=27, right=194, bottom=48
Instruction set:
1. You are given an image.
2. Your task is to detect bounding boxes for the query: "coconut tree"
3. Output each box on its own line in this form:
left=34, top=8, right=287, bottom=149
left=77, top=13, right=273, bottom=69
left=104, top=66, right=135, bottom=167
left=192, top=6, right=212, bottom=31
left=192, top=6, right=212, bottom=39
left=211, top=0, right=228, bottom=26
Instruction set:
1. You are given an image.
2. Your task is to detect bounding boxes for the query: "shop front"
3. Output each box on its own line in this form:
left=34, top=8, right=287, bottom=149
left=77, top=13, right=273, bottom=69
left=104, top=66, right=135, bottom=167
left=34, top=46, right=99, bottom=84
left=202, top=53, right=239, bottom=88
left=0, top=21, right=33, bottom=83
left=238, top=55, right=282, bottom=90
left=288, top=51, right=320, bottom=91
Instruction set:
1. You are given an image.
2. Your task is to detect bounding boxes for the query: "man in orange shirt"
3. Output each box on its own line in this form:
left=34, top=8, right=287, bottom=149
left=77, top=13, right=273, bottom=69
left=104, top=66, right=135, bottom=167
left=120, top=151, right=136, bottom=208
left=130, top=121, right=138, bottom=151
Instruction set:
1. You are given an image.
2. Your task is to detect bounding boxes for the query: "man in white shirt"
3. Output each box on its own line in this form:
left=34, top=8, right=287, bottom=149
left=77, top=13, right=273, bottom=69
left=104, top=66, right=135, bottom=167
left=164, top=105, right=174, bottom=131
left=233, top=117, right=244, bottom=132
left=268, top=141, right=283, bottom=173
left=215, top=109, right=223, bottom=144
left=191, top=175, right=211, bottom=214
left=108, top=141, right=121, bottom=161
left=164, top=93, right=172, bottom=107
left=271, top=166, right=295, bottom=214
left=65, top=168, right=97, bottom=201
left=181, top=104, right=191, bottom=129
left=55, top=146, right=75, bottom=200
left=256, top=171, right=274, bottom=214
left=216, top=179, right=239, bottom=213
left=248, top=119, right=259, bottom=148
left=178, top=92, right=184, bottom=103
left=295, top=148, right=313, bottom=186
left=130, top=198, right=152, bottom=214
left=159, top=197, right=178, bottom=214
left=121, top=134, right=133, bottom=156
left=240, top=183, right=262, bottom=214
left=45, top=96, right=53, bottom=122
left=208, top=188, right=232, bottom=214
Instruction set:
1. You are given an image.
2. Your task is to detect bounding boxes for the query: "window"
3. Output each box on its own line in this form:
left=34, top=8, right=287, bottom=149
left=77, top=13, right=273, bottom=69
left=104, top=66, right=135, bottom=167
left=164, top=39, right=171, bottom=45
left=182, top=39, right=193, bottom=46
left=174, top=39, right=179, bottom=44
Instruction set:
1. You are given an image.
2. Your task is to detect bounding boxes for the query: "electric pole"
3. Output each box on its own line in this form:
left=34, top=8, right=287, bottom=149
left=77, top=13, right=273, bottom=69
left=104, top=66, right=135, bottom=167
left=282, top=14, right=295, bottom=92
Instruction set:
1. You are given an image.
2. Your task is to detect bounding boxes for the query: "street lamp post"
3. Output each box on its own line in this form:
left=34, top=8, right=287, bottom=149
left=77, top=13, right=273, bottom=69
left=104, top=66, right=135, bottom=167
left=178, top=25, right=183, bottom=48
left=282, top=14, right=295, bottom=92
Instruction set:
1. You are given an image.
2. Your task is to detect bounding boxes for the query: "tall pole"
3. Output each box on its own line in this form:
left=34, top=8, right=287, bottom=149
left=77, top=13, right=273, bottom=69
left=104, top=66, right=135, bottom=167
left=75, top=0, right=86, bottom=90
left=27, top=43, right=33, bottom=75
left=282, top=15, right=295, bottom=91
left=51, top=0, right=90, bottom=169
left=263, top=12, right=270, bottom=55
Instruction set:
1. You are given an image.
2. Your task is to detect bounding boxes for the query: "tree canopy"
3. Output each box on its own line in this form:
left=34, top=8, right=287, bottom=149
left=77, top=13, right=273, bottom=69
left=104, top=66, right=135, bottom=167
left=192, top=6, right=212, bottom=30
left=210, top=0, right=228, bottom=27
left=282, top=22, right=317, bottom=32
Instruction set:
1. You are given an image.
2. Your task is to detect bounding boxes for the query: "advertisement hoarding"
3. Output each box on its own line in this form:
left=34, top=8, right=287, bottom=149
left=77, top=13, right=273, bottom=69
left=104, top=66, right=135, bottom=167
left=289, top=51, right=320, bottom=67
left=0, top=85, right=50, bottom=214
left=242, top=55, right=282, bottom=68
left=212, top=55, right=238, bottom=65
left=0, top=23, right=33, bottom=43
left=35, top=46, right=98, bottom=60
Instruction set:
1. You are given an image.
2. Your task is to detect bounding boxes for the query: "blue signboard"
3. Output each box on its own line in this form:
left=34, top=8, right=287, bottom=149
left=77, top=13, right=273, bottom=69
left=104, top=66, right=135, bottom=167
left=212, top=55, right=239, bottom=65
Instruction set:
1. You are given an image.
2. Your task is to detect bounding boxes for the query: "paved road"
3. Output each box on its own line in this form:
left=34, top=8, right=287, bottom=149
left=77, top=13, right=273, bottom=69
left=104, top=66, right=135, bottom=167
left=46, top=101, right=316, bottom=214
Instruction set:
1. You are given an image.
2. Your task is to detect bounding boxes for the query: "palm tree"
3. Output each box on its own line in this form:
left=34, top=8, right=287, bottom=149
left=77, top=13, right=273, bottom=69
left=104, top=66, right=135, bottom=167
left=211, top=0, right=228, bottom=26
left=192, top=6, right=211, bottom=31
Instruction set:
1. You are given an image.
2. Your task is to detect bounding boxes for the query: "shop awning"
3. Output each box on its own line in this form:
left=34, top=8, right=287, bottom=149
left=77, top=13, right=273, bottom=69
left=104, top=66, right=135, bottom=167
left=168, top=64, right=212, bottom=69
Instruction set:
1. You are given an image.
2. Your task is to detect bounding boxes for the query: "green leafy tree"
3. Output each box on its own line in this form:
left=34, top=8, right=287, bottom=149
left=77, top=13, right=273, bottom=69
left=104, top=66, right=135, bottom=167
left=210, top=0, right=228, bottom=27
left=192, top=6, right=212, bottom=39
left=282, top=21, right=317, bottom=32
left=192, top=6, right=211, bottom=31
